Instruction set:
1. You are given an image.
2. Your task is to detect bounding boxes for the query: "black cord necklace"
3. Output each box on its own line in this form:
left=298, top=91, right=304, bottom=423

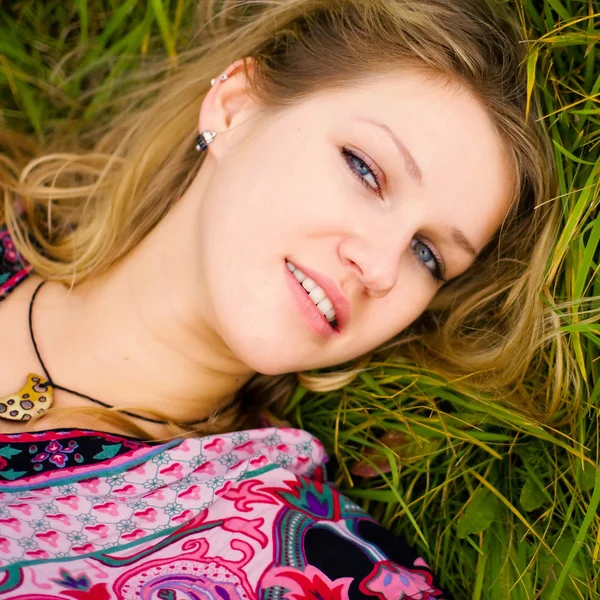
left=0, top=279, right=240, bottom=425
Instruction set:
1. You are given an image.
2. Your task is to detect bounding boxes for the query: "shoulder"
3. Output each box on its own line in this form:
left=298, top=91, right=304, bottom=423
left=0, top=222, right=34, bottom=303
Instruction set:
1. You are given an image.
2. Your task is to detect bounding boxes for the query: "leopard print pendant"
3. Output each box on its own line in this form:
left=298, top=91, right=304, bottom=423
left=0, top=373, right=53, bottom=421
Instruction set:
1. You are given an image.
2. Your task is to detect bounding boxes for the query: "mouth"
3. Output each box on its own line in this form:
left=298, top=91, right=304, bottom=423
left=284, top=258, right=351, bottom=338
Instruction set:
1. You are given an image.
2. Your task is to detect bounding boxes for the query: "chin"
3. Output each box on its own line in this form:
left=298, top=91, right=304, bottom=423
left=234, top=339, right=310, bottom=376
left=220, top=327, right=333, bottom=377
left=210, top=281, right=351, bottom=375
left=231, top=336, right=363, bottom=377
left=215, top=316, right=293, bottom=375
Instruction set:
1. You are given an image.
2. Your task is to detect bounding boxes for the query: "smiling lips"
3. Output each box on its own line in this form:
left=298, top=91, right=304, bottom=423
left=284, top=259, right=351, bottom=338
left=286, top=261, right=337, bottom=325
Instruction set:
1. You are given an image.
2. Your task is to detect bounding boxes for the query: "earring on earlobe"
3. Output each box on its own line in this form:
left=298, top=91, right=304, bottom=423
left=195, top=131, right=216, bottom=152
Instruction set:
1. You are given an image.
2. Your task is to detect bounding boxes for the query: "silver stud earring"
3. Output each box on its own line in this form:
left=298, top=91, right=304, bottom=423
left=210, top=73, right=228, bottom=86
left=195, top=131, right=216, bottom=152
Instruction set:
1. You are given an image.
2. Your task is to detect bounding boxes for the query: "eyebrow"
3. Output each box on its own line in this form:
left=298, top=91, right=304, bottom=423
left=355, top=116, right=478, bottom=259
left=450, top=226, right=477, bottom=257
left=355, top=116, right=423, bottom=186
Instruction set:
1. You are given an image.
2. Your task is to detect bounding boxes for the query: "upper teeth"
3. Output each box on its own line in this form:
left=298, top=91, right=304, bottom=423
left=286, top=261, right=337, bottom=323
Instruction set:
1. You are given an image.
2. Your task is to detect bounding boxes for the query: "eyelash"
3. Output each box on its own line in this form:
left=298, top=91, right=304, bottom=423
left=411, top=240, right=446, bottom=283
left=340, top=146, right=446, bottom=283
left=341, top=146, right=383, bottom=196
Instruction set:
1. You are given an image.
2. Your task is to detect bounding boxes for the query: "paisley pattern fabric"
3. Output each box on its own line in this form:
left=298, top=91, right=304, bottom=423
left=0, top=428, right=445, bottom=599
left=0, top=222, right=447, bottom=599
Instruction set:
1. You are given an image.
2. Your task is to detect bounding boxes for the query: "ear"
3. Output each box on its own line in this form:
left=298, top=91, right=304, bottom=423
left=198, top=57, right=259, bottom=157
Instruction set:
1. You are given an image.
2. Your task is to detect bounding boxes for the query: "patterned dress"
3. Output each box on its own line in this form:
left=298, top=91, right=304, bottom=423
left=0, top=222, right=447, bottom=599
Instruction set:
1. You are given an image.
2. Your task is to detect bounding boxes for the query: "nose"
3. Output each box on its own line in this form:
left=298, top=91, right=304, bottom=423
left=338, top=236, right=402, bottom=298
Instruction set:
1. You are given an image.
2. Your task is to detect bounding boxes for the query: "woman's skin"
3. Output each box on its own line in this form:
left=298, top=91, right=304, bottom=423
left=0, top=60, right=513, bottom=437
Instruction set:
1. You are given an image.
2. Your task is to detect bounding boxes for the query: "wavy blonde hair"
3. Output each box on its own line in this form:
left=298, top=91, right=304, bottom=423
left=0, top=0, right=569, bottom=440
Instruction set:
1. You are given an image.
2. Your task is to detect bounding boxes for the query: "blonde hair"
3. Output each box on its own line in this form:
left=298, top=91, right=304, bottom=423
left=0, top=0, right=569, bottom=439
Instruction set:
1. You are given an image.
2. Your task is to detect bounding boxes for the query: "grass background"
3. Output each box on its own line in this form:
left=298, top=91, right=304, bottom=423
left=1, top=0, right=598, bottom=598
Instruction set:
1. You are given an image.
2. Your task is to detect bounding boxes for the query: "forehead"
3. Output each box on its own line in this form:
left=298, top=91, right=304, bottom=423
left=295, top=70, right=515, bottom=250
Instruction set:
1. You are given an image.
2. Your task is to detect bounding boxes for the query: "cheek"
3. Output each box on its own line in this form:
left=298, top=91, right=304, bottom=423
left=199, top=130, right=347, bottom=261
left=190, top=157, right=331, bottom=373
left=338, top=276, right=437, bottom=361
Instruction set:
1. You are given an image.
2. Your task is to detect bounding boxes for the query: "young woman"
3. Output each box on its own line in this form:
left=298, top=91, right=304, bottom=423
left=0, top=0, right=559, bottom=597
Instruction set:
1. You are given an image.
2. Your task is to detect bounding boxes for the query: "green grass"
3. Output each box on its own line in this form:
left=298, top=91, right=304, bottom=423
left=1, top=1, right=599, bottom=598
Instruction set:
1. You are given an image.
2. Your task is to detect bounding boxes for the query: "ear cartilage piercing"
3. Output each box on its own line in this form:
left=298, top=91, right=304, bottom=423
left=195, top=131, right=216, bottom=152
left=210, top=73, right=229, bottom=86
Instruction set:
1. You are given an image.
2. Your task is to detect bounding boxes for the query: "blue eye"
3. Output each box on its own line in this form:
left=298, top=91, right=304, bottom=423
left=411, top=240, right=446, bottom=283
left=341, top=147, right=382, bottom=195
left=340, top=146, right=445, bottom=283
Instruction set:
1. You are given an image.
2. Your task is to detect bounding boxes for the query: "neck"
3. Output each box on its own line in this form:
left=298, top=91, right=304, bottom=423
left=28, top=195, right=256, bottom=438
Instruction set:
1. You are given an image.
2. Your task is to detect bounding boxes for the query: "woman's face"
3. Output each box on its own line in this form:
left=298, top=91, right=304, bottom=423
left=190, top=68, right=513, bottom=375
